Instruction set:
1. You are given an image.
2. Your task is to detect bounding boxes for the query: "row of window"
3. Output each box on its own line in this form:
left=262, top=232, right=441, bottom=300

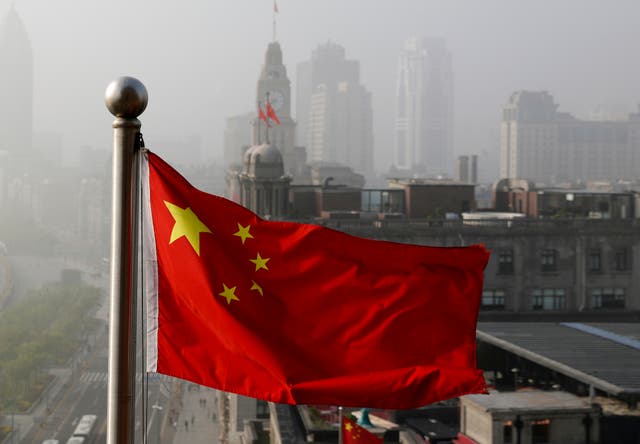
left=481, top=288, right=626, bottom=310
left=497, top=248, right=631, bottom=274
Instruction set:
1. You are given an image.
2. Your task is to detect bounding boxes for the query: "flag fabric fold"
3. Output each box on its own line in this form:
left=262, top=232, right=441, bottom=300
left=258, top=104, right=270, bottom=128
left=266, top=99, right=281, bottom=125
left=143, top=151, right=489, bottom=409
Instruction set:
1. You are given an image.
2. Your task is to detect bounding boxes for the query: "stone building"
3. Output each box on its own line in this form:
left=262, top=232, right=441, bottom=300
left=460, top=391, right=600, bottom=444
left=236, top=142, right=291, bottom=219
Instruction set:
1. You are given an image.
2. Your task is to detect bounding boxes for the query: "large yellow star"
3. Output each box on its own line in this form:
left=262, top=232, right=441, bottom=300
left=345, top=423, right=353, bottom=432
left=219, top=284, right=239, bottom=304
left=250, top=253, right=270, bottom=271
left=233, top=223, right=254, bottom=244
left=250, top=280, right=264, bottom=296
left=164, top=201, right=212, bottom=256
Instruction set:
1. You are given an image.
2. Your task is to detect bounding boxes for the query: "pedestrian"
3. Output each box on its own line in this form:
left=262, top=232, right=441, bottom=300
left=191, top=414, right=195, bottom=425
left=185, top=419, right=189, bottom=431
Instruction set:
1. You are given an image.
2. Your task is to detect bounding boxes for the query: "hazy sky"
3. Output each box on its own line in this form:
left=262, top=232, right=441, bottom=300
left=5, top=0, right=640, bottom=171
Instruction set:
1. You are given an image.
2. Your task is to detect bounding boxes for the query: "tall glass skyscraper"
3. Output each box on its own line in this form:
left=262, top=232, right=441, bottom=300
left=394, top=37, right=453, bottom=178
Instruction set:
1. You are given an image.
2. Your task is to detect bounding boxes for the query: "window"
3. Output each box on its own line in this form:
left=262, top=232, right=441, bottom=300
left=503, top=421, right=513, bottom=444
left=482, top=290, right=506, bottom=310
left=615, top=248, right=630, bottom=271
left=498, top=250, right=514, bottom=274
left=592, top=288, right=625, bottom=309
left=588, top=249, right=601, bottom=272
left=532, top=289, right=566, bottom=310
left=540, top=249, right=556, bottom=272
left=531, top=419, right=550, bottom=444
left=256, top=400, right=269, bottom=419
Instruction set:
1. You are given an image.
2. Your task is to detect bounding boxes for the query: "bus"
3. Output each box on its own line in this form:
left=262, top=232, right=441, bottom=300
left=72, top=414, right=97, bottom=438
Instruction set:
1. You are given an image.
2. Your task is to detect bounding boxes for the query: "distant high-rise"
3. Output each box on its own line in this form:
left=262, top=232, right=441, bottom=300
left=223, top=112, right=255, bottom=167
left=394, top=37, right=453, bottom=177
left=457, top=154, right=478, bottom=184
left=0, top=5, right=33, bottom=158
left=296, top=42, right=374, bottom=181
left=501, top=91, right=640, bottom=184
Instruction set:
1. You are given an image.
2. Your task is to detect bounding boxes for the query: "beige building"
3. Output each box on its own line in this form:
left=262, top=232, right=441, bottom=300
left=460, top=391, right=600, bottom=444
left=298, top=42, right=374, bottom=181
left=500, top=91, right=640, bottom=185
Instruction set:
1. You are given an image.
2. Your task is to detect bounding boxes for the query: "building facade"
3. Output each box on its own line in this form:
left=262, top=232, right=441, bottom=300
left=458, top=154, right=478, bottom=184
left=500, top=91, right=640, bottom=185
left=297, top=42, right=374, bottom=181
left=394, top=37, right=454, bottom=177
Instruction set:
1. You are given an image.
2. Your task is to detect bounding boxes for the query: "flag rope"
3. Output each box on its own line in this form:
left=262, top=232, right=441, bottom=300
left=138, top=134, right=149, bottom=443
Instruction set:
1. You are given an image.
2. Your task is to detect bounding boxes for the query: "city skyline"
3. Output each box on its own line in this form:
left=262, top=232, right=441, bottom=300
left=1, top=0, right=639, bottom=175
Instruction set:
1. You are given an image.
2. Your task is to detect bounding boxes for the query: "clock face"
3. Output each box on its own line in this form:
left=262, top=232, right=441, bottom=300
left=267, top=90, right=285, bottom=111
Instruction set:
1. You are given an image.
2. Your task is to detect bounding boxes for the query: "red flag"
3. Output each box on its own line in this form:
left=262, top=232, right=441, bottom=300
left=258, top=106, right=271, bottom=128
left=143, top=151, right=489, bottom=409
left=274, top=1, right=279, bottom=13
left=342, top=417, right=382, bottom=444
left=266, top=100, right=281, bottom=125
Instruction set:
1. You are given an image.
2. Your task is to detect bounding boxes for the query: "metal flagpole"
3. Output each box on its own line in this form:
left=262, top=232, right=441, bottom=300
left=105, top=76, right=148, bottom=444
left=338, top=406, right=343, bottom=444
left=265, top=93, right=271, bottom=144
left=257, top=101, right=262, bottom=144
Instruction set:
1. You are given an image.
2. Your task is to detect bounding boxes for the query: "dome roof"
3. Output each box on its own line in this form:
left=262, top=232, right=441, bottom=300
left=251, top=143, right=283, bottom=164
left=244, top=142, right=284, bottom=178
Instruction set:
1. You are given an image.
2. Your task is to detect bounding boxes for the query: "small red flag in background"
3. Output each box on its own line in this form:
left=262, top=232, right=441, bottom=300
left=143, top=151, right=489, bottom=409
left=342, top=416, right=382, bottom=444
left=258, top=106, right=271, bottom=128
left=274, top=0, right=279, bottom=13
left=266, top=99, right=281, bottom=125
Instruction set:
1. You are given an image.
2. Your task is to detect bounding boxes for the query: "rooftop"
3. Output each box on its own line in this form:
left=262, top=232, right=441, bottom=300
left=463, top=390, right=593, bottom=412
left=477, top=322, right=640, bottom=397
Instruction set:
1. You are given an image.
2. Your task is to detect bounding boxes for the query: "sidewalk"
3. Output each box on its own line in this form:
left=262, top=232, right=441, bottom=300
left=171, top=383, right=219, bottom=444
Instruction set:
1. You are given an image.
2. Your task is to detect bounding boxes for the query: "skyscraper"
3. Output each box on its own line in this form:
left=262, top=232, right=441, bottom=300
left=296, top=42, right=374, bottom=181
left=0, top=5, right=33, bottom=158
left=394, top=37, right=453, bottom=178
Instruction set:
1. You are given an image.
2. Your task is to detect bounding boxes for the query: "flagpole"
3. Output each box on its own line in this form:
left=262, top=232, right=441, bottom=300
left=257, top=101, right=262, bottom=144
left=265, top=93, right=271, bottom=144
left=338, top=406, right=344, bottom=444
left=105, top=76, right=148, bottom=444
left=272, top=0, right=276, bottom=41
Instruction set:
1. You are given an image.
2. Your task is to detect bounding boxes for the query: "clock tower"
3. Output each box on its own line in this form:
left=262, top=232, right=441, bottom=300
left=253, top=41, right=297, bottom=174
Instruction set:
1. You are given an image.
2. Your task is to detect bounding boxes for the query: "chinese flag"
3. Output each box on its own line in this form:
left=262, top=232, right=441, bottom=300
left=342, top=416, right=382, bottom=444
left=143, top=151, right=489, bottom=408
left=258, top=106, right=271, bottom=128
left=266, top=100, right=281, bottom=125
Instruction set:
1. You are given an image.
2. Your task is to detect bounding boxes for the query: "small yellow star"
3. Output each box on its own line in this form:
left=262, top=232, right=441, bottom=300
left=233, top=223, right=254, bottom=244
left=219, top=284, right=239, bottom=305
left=164, top=201, right=212, bottom=255
left=250, top=280, right=264, bottom=296
left=250, top=253, right=270, bottom=271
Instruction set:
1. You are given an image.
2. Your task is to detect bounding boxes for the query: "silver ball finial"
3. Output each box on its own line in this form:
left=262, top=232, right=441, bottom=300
left=105, top=76, right=148, bottom=118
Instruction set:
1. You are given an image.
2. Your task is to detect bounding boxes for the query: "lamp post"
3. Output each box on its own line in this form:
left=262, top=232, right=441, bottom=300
left=152, top=404, right=163, bottom=444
